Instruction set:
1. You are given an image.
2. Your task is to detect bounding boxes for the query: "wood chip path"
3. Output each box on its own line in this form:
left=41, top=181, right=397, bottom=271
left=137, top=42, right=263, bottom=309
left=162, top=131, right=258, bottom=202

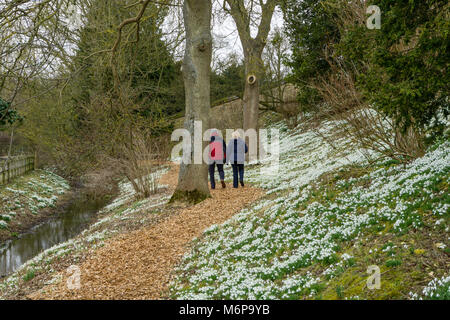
left=30, top=164, right=263, bottom=299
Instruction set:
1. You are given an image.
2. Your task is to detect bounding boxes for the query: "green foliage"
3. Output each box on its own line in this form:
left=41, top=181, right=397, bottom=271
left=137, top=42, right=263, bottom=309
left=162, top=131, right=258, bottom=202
left=211, top=60, right=245, bottom=104
left=0, top=98, right=22, bottom=129
left=424, top=281, right=450, bottom=300
left=335, top=285, right=345, bottom=299
left=284, top=0, right=448, bottom=136
left=283, top=0, right=340, bottom=112
left=22, top=269, right=35, bottom=282
left=385, top=259, right=402, bottom=267
left=338, top=0, right=449, bottom=130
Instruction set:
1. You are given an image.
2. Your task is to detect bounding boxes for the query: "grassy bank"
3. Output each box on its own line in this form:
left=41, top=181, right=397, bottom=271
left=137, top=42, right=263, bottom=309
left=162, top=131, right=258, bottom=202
left=0, top=170, right=70, bottom=242
left=0, top=167, right=170, bottom=299
left=170, top=119, right=449, bottom=300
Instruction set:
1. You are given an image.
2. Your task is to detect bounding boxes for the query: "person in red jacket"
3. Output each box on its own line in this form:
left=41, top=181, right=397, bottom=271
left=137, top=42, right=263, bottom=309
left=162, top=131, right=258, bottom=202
left=208, top=129, right=227, bottom=189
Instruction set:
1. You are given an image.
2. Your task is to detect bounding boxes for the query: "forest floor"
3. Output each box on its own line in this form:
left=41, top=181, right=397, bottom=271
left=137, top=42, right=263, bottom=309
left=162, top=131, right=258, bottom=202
left=25, top=164, right=263, bottom=299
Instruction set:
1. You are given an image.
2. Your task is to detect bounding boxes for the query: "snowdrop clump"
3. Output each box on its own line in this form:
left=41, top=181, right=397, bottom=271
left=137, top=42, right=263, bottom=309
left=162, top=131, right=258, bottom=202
left=171, top=119, right=450, bottom=299
left=0, top=169, right=70, bottom=228
left=5, top=187, right=26, bottom=195
left=409, top=275, right=450, bottom=300
left=245, top=120, right=368, bottom=193
left=0, top=214, right=12, bottom=221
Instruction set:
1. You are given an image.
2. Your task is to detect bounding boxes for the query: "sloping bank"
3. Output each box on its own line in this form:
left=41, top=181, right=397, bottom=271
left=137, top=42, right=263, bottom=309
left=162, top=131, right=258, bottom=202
left=26, top=165, right=263, bottom=299
left=0, top=166, right=172, bottom=299
left=169, top=119, right=449, bottom=300
left=0, top=170, right=70, bottom=242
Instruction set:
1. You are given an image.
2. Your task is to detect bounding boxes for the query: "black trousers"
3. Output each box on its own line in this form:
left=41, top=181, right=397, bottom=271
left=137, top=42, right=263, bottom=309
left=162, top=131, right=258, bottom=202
left=209, top=161, right=224, bottom=188
left=231, top=163, right=244, bottom=188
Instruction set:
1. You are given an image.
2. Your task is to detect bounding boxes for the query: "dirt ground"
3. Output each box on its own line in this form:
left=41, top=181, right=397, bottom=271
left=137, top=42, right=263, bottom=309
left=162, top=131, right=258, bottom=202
left=30, top=164, right=263, bottom=299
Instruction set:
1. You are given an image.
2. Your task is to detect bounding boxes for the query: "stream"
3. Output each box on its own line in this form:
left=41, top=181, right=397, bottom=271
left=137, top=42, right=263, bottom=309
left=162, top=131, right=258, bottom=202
left=0, top=192, right=110, bottom=277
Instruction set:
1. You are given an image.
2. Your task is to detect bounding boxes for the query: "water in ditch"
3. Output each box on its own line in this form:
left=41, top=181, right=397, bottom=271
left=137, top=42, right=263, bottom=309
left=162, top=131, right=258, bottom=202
left=0, top=193, right=109, bottom=277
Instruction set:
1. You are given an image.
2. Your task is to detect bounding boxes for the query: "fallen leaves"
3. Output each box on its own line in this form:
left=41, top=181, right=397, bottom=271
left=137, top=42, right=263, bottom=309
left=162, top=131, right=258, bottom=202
left=30, top=164, right=263, bottom=300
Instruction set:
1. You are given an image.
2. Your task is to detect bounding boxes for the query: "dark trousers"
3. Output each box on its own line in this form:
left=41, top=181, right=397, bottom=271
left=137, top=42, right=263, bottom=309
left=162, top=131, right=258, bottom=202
left=231, top=163, right=244, bottom=188
left=209, top=161, right=224, bottom=188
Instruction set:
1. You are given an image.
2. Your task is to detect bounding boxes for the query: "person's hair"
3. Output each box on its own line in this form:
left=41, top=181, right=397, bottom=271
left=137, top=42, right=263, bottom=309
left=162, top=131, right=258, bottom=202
left=232, top=131, right=240, bottom=139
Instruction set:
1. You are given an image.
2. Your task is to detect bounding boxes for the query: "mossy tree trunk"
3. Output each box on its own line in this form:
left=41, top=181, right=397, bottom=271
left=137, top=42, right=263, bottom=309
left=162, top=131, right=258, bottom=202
left=170, top=0, right=212, bottom=204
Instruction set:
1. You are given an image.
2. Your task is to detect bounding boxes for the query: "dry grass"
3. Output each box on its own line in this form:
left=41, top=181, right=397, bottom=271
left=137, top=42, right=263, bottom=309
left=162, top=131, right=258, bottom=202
left=109, top=132, right=167, bottom=199
left=312, top=61, right=425, bottom=163
left=261, top=83, right=301, bottom=128
left=210, top=98, right=244, bottom=132
left=310, top=0, right=425, bottom=163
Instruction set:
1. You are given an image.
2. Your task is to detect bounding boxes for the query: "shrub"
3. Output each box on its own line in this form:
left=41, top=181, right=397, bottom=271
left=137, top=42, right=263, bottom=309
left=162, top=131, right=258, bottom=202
left=328, top=0, right=449, bottom=132
left=0, top=98, right=23, bottom=128
left=311, top=61, right=425, bottom=162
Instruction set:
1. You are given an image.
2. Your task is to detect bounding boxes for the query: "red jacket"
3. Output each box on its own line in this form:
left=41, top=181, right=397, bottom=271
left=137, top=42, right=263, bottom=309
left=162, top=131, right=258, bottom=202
left=209, top=132, right=226, bottom=162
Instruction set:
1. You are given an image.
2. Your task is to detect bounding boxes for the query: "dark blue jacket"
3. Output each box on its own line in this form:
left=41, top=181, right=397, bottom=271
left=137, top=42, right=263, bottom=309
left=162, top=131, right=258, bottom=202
left=226, top=138, right=248, bottom=164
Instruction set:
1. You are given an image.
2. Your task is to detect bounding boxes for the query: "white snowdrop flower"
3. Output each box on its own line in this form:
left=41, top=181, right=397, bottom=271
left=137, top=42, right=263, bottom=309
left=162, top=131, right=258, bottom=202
left=170, top=120, right=450, bottom=299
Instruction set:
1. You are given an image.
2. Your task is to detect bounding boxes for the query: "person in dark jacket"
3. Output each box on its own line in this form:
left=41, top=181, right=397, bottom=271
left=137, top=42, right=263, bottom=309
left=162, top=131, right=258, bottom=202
left=226, top=131, right=248, bottom=188
left=208, top=129, right=227, bottom=189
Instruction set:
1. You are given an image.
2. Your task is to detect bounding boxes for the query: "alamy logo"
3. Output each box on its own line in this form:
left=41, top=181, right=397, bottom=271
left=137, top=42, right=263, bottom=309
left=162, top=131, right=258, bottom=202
left=366, top=265, right=381, bottom=289
left=367, top=5, right=381, bottom=29
left=66, top=265, right=81, bottom=290
left=170, top=122, right=280, bottom=175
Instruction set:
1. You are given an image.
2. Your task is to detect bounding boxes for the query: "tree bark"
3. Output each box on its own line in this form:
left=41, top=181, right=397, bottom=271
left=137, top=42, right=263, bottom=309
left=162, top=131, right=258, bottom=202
left=225, top=0, right=277, bottom=161
left=170, top=0, right=212, bottom=204
left=243, top=45, right=264, bottom=134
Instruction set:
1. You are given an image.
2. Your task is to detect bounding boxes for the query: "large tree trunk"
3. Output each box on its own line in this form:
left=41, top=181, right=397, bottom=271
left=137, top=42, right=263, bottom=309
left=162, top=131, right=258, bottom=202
left=224, top=0, right=277, bottom=162
left=243, top=46, right=264, bottom=162
left=170, top=0, right=212, bottom=204
left=243, top=51, right=264, bottom=132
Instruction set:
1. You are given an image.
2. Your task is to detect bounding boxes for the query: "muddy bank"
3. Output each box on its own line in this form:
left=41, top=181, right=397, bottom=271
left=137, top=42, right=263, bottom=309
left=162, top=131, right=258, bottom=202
left=0, top=192, right=72, bottom=244
left=0, top=170, right=70, bottom=243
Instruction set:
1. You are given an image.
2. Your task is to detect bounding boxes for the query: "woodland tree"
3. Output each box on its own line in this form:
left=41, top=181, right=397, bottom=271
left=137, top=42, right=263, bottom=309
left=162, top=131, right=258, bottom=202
left=170, top=0, right=213, bottom=203
left=211, top=56, right=245, bottom=104
left=223, top=0, right=278, bottom=161
left=283, top=0, right=339, bottom=114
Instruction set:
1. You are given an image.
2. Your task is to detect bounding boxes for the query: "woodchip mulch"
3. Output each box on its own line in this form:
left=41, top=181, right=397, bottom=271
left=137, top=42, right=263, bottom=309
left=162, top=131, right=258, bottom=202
left=30, top=164, right=263, bottom=300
